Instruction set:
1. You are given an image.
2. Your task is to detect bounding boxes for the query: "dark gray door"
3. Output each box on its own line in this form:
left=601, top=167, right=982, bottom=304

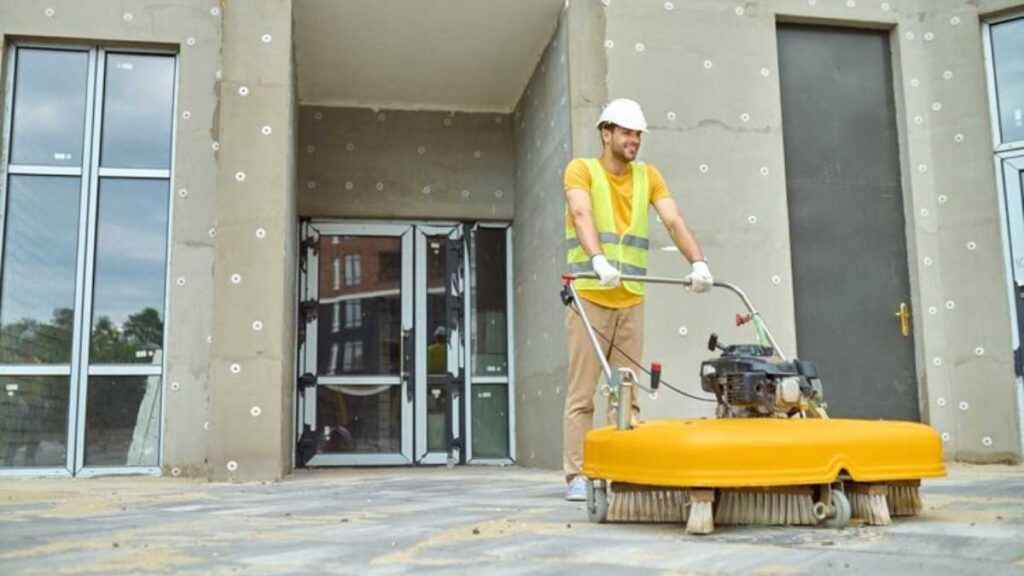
left=777, top=25, right=919, bottom=421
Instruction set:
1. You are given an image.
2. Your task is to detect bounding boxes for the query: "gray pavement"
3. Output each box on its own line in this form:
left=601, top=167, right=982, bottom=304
left=1, top=463, right=1022, bottom=575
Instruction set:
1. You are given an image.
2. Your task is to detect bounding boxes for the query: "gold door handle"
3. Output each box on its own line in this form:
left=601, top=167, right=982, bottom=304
left=894, top=302, right=911, bottom=337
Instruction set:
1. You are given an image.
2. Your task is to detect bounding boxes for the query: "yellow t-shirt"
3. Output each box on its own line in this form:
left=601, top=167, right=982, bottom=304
left=564, top=158, right=671, bottom=309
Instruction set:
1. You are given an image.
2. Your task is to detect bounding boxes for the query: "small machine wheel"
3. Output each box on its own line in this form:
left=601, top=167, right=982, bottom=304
left=824, top=489, right=851, bottom=528
left=586, top=480, right=609, bottom=523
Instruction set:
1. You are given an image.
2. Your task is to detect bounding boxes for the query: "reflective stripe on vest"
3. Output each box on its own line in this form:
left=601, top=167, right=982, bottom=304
left=566, top=233, right=649, bottom=251
left=565, top=159, right=650, bottom=295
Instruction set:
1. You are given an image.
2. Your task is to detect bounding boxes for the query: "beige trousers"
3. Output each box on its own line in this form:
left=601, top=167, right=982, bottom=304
left=563, top=298, right=643, bottom=481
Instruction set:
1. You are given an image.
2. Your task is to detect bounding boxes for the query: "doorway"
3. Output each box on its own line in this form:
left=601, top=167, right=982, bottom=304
left=777, top=25, right=920, bottom=420
left=296, top=221, right=513, bottom=465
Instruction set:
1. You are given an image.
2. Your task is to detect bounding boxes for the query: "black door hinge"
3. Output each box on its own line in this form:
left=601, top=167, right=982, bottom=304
left=300, top=300, right=319, bottom=323
left=298, top=372, right=317, bottom=391
left=300, top=235, right=320, bottom=255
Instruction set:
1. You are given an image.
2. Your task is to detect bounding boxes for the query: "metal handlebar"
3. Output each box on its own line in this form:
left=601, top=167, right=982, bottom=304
left=562, top=273, right=787, bottom=362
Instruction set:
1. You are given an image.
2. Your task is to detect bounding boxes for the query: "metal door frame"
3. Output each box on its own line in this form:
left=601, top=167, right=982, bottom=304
left=300, top=221, right=415, bottom=465
left=466, top=223, right=516, bottom=465
left=983, top=13, right=1024, bottom=382
left=994, top=152, right=1024, bottom=371
left=297, top=219, right=516, bottom=466
left=998, top=153, right=1024, bottom=287
left=414, top=223, right=466, bottom=464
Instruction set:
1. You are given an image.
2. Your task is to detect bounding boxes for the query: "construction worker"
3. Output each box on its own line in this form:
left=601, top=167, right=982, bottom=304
left=427, top=325, right=447, bottom=374
left=563, top=98, right=713, bottom=501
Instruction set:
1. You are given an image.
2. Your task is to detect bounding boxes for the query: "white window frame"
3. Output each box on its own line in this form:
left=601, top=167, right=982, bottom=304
left=0, top=43, right=178, bottom=478
left=985, top=13, right=1024, bottom=153
left=984, top=12, right=1024, bottom=391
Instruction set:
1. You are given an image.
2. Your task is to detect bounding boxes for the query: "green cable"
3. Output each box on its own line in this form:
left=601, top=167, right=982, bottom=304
left=752, top=314, right=773, bottom=349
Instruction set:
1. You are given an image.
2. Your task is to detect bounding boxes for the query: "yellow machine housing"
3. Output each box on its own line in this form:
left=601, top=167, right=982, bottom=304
left=583, top=418, right=946, bottom=488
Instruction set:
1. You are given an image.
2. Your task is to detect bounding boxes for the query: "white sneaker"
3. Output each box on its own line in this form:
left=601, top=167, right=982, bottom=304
left=566, top=476, right=588, bottom=501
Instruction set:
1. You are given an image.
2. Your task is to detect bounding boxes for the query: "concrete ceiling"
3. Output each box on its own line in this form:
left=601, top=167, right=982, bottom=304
left=294, top=0, right=565, bottom=113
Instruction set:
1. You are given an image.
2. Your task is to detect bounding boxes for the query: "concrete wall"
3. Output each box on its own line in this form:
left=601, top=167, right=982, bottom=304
left=0, top=0, right=223, bottom=476
left=0, top=0, right=299, bottom=480
left=297, top=107, right=515, bottom=220
left=207, top=0, right=297, bottom=482
left=512, top=10, right=573, bottom=470
left=561, top=0, right=1024, bottom=462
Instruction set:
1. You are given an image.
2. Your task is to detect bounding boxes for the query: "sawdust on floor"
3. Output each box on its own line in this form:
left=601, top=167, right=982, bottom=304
left=372, top=515, right=591, bottom=566
left=751, top=566, right=807, bottom=575
left=51, top=545, right=198, bottom=575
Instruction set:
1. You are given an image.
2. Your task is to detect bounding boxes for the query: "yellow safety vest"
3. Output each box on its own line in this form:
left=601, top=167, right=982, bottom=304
left=565, top=159, right=650, bottom=296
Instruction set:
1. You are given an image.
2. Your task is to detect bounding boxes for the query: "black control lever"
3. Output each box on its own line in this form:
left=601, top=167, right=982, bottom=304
left=708, top=333, right=726, bottom=352
left=560, top=283, right=573, bottom=306
left=650, top=362, right=661, bottom=391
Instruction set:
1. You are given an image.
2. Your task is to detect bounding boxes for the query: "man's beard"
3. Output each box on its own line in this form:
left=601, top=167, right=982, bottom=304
left=613, top=142, right=637, bottom=162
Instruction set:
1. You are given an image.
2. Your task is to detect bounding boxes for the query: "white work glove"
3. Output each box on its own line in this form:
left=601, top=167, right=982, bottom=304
left=685, top=260, right=714, bottom=293
left=591, top=254, right=621, bottom=288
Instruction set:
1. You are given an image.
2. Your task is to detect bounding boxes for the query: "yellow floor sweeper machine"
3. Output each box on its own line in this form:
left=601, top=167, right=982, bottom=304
left=561, top=273, right=946, bottom=535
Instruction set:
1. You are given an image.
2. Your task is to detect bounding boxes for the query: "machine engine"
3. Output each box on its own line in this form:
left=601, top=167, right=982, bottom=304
left=699, top=333, right=825, bottom=418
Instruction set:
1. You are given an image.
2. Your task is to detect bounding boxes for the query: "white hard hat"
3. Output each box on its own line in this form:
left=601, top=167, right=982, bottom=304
left=433, top=326, right=447, bottom=338
left=597, top=98, right=648, bottom=132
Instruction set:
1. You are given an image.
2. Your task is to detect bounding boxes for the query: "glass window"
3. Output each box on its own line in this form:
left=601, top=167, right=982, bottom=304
left=332, top=258, right=341, bottom=291
left=332, top=301, right=341, bottom=333
left=9, top=48, right=89, bottom=167
left=100, top=53, right=175, bottom=169
left=0, top=176, right=81, bottom=364
left=471, top=228, right=508, bottom=376
left=345, top=254, right=362, bottom=286
left=89, top=179, right=170, bottom=364
left=316, top=385, right=401, bottom=454
left=426, top=235, right=449, bottom=376
left=317, top=236, right=401, bottom=376
left=1, top=46, right=176, bottom=472
left=343, top=341, right=364, bottom=372
left=345, top=299, right=362, bottom=328
left=378, top=252, right=400, bottom=282
left=992, top=17, right=1024, bottom=144
left=0, top=376, right=69, bottom=467
left=329, top=342, right=340, bottom=375
left=84, top=375, right=161, bottom=466
left=427, top=383, right=448, bottom=452
left=471, top=384, right=509, bottom=459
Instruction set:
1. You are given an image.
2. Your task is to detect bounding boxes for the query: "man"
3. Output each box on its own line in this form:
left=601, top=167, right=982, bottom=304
left=563, top=98, right=713, bottom=501
left=427, top=326, right=447, bottom=375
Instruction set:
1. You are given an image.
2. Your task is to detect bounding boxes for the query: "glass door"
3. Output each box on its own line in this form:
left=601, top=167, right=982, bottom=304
left=1001, top=155, right=1024, bottom=372
left=415, top=224, right=465, bottom=464
left=298, top=222, right=414, bottom=465
left=296, top=221, right=513, bottom=466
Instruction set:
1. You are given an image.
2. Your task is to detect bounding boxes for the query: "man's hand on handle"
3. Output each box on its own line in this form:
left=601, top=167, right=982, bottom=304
left=591, top=255, right=622, bottom=287
left=685, top=260, right=713, bottom=293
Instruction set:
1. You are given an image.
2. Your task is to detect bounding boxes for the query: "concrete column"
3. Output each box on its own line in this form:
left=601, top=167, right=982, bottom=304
left=512, top=9, right=573, bottom=470
left=208, top=0, right=298, bottom=481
